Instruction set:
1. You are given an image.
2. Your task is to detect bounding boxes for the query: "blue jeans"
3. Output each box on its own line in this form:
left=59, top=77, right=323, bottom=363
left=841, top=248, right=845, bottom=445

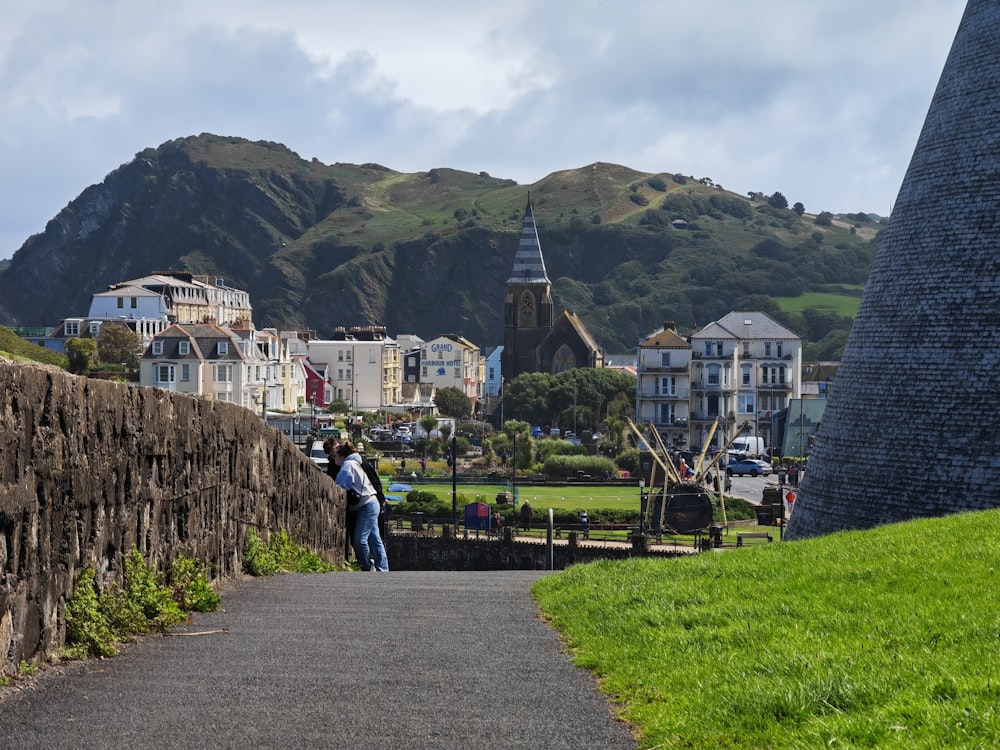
left=353, top=500, right=389, bottom=572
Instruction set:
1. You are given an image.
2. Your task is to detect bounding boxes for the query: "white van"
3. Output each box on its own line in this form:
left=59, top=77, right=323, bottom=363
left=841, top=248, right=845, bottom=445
left=728, top=436, right=766, bottom=458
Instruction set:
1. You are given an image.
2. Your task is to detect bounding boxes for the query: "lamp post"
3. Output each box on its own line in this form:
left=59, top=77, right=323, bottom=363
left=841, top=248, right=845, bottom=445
left=639, top=477, right=646, bottom=534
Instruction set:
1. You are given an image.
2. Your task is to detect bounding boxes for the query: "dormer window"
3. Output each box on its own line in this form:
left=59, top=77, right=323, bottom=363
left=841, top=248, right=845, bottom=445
left=218, top=341, right=228, bottom=355
left=152, top=340, right=163, bottom=355
left=178, top=341, right=190, bottom=355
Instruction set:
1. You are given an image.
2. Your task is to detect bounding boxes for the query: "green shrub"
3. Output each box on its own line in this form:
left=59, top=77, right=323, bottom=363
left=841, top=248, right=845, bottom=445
left=647, top=176, right=667, bottom=191
left=169, top=556, right=220, bottom=612
left=243, top=528, right=278, bottom=576
left=242, top=527, right=336, bottom=576
left=541, top=454, right=618, bottom=479
left=65, top=568, right=118, bottom=658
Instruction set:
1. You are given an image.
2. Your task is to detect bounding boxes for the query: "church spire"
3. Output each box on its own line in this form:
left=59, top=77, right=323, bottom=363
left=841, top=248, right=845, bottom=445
left=506, top=199, right=550, bottom=284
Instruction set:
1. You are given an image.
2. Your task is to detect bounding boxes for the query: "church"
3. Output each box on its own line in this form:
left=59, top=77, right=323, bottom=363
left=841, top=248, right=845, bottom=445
left=500, top=199, right=604, bottom=384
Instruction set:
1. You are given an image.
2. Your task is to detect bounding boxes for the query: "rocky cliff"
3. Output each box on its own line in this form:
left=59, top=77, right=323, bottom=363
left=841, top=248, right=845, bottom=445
left=0, top=359, right=343, bottom=676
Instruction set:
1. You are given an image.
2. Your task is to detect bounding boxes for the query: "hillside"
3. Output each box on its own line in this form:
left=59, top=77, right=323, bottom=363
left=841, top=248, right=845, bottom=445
left=0, top=134, right=882, bottom=356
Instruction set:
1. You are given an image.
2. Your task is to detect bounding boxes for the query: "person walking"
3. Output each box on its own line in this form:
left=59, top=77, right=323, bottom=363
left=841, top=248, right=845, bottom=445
left=519, top=500, right=532, bottom=532
left=334, top=442, right=389, bottom=572
left=580, top=509, right=589, bottom=539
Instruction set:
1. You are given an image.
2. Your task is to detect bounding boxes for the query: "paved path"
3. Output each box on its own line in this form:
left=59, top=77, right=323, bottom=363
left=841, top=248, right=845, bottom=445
left=0, top=572, right=637, bottom=750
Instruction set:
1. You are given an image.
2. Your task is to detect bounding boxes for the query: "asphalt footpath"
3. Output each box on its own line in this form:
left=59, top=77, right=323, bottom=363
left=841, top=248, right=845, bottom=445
left=0, top=571, right=637, bottom=750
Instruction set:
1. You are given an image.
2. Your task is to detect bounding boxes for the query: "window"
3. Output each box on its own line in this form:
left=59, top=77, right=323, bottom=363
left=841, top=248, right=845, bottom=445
left=742, top=365, right=752, bottom=386
left=488, top=367, right=495, bottom=379
left=345, top=351, right=352, bottom=362
left=337, top=369, right=344, bottom=381
left=215, top=364, right=232, bottom=382
left=738, top=394, right=755, bottom=414
left=346, top=369, right=351, bottom=381
left=178, top=341, right=189, bottom=355
left=218, top=341, right=228, bottom=355
left=776, top=342, right=783, bottom=358
left=707, top=364, right=721, bottom=386
left=779, top=367, right=787, bottom=385
left=454, top=368, right=461, bottom=378
left=65, top=321, right=80, bottom=336
left=117, top=298, right=124, bottom=309
left=130, top=297, right=137, bottom=309
left=152, top=340, right=163, bottom=355
left=658, top=403, right=676, bottom=423
left=764, top=342, right=772, bottom=357
left=338, top=351, right=344, bottom=361
left=657, top=377, right=676, bottom=396
left=422, top=366, right=428, bottom=378
left=660, top=351, right=671, bottom=367
left=89, top=322, right=100, bottom=335
left=743, top=341, right=750, bottom=356
left=704, top=342, right=712, bottom=357
left=156, top=365, right=175, bottom=383
left=181, top=364, right=190, bottom=382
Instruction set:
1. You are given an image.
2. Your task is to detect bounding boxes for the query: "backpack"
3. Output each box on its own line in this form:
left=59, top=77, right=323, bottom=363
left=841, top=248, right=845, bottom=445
left=360, top=460, right=387, bottom=510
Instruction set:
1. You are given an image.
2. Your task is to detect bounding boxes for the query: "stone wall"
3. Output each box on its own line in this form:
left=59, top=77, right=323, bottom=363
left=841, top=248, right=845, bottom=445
left=0, top=360, right=344, bottom=676
left=385, top=530, right=687, bottom=571
left=787, top=1, right=1000, bottom=539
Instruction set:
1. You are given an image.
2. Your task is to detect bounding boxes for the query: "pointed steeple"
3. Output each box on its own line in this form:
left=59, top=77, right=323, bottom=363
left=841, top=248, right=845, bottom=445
left=786, top=0, right=1000, bottom=540
left=506, top=199, right=550, bottom=284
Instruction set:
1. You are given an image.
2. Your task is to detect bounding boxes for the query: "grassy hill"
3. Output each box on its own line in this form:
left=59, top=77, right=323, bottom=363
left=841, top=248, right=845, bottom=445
left=534, top=510, right=1000, bottom=748
left=0, top=135, right=881, bottom=357
left=0, top=326, right=67, bottom=368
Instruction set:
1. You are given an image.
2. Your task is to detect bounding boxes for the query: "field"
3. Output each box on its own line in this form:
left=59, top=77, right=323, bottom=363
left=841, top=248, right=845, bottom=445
left=774, top=288, right=864, bottom=317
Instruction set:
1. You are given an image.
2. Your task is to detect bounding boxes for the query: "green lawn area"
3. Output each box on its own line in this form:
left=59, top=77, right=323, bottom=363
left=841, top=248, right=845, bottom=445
left=410, top=481, right=644, bottom=514
left=774, top=290, right=863, bottom=317
left=533, top=509, right=1000, bottom=749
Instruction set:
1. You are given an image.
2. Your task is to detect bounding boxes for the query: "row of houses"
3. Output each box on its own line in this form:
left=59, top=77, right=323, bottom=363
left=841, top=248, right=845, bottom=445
left=636, top=312, right=836, bottom=455
left=18, top=272, right=834, bottom=454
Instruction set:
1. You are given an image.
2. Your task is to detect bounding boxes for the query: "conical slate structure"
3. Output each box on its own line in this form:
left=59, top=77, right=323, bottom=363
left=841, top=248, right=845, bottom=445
left=786, top=0, right=1000, bottom=540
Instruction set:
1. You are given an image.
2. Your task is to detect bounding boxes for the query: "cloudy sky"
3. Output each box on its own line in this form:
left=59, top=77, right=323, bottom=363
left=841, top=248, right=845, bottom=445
left=1, top=0, right=969, bottom=260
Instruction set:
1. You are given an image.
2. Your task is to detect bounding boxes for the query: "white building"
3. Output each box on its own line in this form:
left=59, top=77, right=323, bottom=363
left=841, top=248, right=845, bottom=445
left=688, top=311, right=802, bottom=453
left=635, top=322, right=692, bottom=450
left=306, top=326, right=401, bottom=413
left=419, top=334, right=484, bottom=406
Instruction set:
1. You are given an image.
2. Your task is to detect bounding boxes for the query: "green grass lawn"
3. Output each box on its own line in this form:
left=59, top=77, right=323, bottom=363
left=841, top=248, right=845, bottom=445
left=774, top=290, right=863, bottom=317
left=410, top=481, right=644, bottom=514
left=533, top=509, right=1000, bottom=749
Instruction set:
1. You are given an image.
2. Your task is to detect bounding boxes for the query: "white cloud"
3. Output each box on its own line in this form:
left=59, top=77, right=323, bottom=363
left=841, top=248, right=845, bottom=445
left=0, top=0, right=969, bottom=259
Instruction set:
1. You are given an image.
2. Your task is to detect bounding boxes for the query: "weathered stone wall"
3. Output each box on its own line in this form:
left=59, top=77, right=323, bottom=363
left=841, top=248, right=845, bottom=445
left=0, top=360, right=344, bottom=675
left=786, top=0, right=1000, bottom=539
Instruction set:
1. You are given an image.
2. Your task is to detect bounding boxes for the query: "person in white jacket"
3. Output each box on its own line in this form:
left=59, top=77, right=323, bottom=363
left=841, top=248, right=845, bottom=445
left=334, top=443, right=389, bottom=572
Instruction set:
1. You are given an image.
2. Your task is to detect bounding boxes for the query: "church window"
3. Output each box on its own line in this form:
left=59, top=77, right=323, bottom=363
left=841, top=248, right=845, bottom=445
left=519, top=292, right=535, bottom=325
left=552, top=345, right=575, bottom=373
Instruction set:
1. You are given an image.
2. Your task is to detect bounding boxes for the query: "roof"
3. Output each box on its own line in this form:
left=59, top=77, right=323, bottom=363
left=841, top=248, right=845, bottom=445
left=692, top=311, right=799, bottom=341
left=506, top=200, right=550, bottom=285
left=640, top=325, right=691, bottom=348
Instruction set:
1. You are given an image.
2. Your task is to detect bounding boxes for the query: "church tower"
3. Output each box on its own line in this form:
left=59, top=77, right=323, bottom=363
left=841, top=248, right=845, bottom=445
left=502, top=199, right=554, bottom=385
left=787, top=0, right=1000, bottom=539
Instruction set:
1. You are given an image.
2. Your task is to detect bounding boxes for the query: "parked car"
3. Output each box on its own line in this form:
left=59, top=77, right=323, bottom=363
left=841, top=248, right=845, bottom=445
left=726, top=458, right=772, bottom=477
left=308, top=440, right=329, bottom=469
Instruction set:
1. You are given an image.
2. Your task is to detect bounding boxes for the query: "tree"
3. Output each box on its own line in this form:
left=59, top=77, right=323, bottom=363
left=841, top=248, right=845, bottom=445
left=814, top=211, right=834, bottom=226
left=767, top=191, right=789, bottom=209
left=96, top=322, right=142, bottom=370
left=326, top=399, right=349, bottom=415
left=419, top=415, right=438, bottom=438
left=66, top=337, right=99, bottom=375
left=434, top=387, right=471, bottom=419
left=792, top=202, right=805, bottom=216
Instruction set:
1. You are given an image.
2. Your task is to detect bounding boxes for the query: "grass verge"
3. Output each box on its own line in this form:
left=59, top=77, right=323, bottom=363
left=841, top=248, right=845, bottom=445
left=533, top=509, right=1000, bottom=749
